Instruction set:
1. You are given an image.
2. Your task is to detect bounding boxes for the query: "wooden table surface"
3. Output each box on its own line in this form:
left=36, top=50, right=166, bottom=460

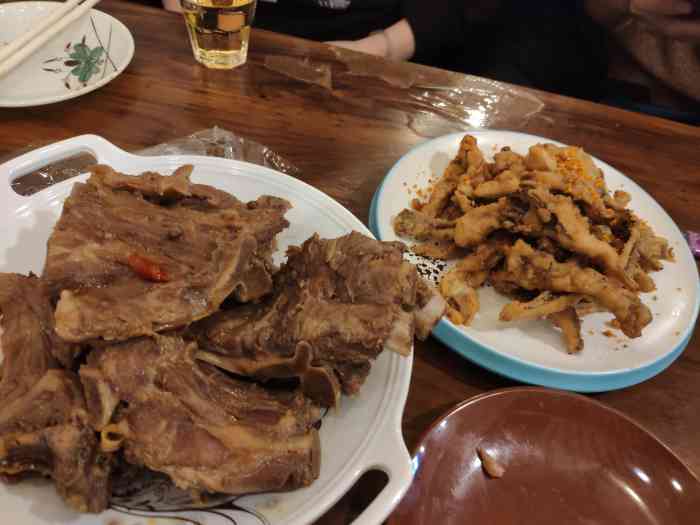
left=2, top=1, right=700, bottom=522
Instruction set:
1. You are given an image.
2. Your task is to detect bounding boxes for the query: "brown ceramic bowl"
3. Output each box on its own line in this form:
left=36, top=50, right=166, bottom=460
left=390, top=387, right=700, bottom=525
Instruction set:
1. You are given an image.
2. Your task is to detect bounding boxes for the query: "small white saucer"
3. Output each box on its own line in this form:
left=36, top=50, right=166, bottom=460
left=0, top=1, right=134, bottom=108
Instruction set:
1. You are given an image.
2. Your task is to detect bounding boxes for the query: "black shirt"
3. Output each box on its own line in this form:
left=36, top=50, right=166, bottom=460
left=254, top=0, right=608, bottom=101
left=255, top=0, right=465, bottom=63
left=130, top=0, right=608, bottom=100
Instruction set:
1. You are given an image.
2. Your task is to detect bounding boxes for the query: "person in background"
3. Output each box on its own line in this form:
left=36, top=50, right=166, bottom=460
left=585, top=0, right=700, bottom=123
left=163, top=0, right=469, bottom=64
left=159, top=0, right=699, bottom=121
left=161, top=1, right=608, bottom=101
left=339, top=0, right=700, bottom=119
left=323, top=0, right=700, bottom=114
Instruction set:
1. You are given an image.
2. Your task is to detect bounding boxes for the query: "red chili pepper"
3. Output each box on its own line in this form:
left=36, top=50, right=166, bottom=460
left=127, top=254, right=170, bottom=282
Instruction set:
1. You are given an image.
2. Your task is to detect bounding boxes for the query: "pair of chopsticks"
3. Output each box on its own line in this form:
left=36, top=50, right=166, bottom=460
left=0, top=0, right=102, bottom=79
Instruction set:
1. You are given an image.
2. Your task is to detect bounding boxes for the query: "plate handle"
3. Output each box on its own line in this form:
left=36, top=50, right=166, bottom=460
left=350, top=426, right=413, bottom=525
left=0, top=134, right=132, bottom=204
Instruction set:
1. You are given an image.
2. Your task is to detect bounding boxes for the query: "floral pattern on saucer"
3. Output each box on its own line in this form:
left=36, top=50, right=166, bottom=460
left=41, top=17, right=116, bottom=90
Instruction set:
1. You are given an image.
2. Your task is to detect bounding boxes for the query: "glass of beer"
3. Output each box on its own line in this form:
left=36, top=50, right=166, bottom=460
left=180, top=0, right=257, bottom=69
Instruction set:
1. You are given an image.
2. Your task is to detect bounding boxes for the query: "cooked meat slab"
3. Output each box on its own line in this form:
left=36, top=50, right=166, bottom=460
left=44, top=165, right=290, bottom=343
left=0, top=274, right=111, bottom=512
left=79, top=334, right=321, bottom=496
left=194, top=232, right=446, bottom=406
left=1, top=161, right=432, bottom=514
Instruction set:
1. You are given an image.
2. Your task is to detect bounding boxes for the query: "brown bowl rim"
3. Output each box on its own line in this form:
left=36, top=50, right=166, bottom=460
left=410, top=386, right=700, bottom=484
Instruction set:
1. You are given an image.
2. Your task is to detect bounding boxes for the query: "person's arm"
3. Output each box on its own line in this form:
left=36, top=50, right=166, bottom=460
left=163, top=0, right=182, bottom=12
left=400, top=0, right=461, bottom=62
left=586, top=0, right=700, bottom=102
left=328, top=18, right=415, bottom=61
left=584, top=0, right=634, bottom=29
left=585, top=0, right=700, bottom=40
left=328, top=0, right=468, bottom=62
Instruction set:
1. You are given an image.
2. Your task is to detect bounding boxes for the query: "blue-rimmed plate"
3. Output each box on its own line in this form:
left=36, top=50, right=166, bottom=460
left=370, top=130, right=699, bottom=392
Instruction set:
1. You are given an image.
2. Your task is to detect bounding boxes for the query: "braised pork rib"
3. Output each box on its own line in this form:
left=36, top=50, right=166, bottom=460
left=80, top=334, right=321, bottom=496
left=0, top=274, right=111, bottom=512
left=43, top=165, right=290, bottom=343
left=193, top=232, right=446, bottom=406
left=0, top=165, right=444, bottom=513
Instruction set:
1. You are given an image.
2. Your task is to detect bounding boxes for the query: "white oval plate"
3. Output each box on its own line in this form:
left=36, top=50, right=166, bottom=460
left=0, top=2, right=134, bottom=108
left=0, top=136, right=413, bottom=525
left=370, top=130, right=699, bottom=392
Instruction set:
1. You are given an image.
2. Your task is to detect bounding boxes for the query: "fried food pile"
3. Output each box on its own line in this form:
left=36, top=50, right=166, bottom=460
left=394, top=134, right=674, bottom=353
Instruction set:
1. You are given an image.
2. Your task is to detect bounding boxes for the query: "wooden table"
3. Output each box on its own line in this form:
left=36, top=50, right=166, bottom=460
left=2, top=1, right=700, bottom=522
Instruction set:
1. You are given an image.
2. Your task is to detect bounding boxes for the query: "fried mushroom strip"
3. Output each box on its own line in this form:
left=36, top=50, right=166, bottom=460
left=548, top=307, right=583, bottom=354
left=439, top=241, right=508, bottom=326
left=637, top=221, right=674, bottom=271
left=626, top=250, right=657, bottom=293
left=495, top=240, right=652, bottom=338
left=523, top=144, right=612, bottom=220
left=473, top=170, right=521, bottom=199
left=451, top=139, right=491, bottom=213
left=422, top=135, right=486, bottom=217
left=393, top=209, right=455, bottom=242
left=575, top=299, right=607, bottom=317
left=499, top=292, right=583, bottom=322
left=493, top=148, right=526, bottom=175
left=440, top=274, right=479, bottom=326
left=410, top=240, right=464, bottom=260
left=452, top=190, right=474, bottom=213
left=528, top=188, right=632, bottom=287
left=525, top=144, right=557, bottom=172
left=454, top=198, right=510, bottom=248
left=620, top=221, right=641, bottom=269
left=604, top=190, right=631, bottom=211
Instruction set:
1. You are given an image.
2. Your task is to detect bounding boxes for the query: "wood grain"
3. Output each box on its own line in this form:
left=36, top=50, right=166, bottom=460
left=1, top=1, right=699, bottom=522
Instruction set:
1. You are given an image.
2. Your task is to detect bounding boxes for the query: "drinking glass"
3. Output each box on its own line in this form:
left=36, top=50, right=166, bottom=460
left=180, top=0, right=257, bottom=69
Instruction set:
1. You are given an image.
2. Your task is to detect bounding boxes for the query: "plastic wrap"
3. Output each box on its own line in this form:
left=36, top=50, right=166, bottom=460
left=138, top=127, right=301, bottom=177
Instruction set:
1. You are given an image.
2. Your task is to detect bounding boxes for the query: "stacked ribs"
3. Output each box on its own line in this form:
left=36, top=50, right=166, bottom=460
left=0, top=165, right=445, bottom=512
